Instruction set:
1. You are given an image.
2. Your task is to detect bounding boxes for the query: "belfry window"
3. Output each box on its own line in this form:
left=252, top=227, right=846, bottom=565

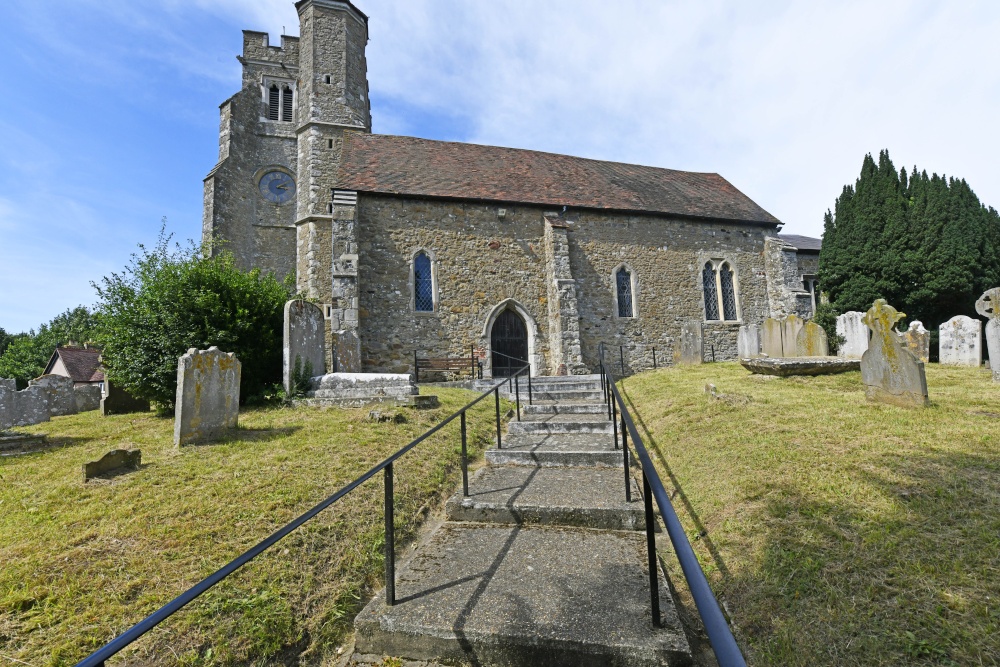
left=616, top=267, right=634, bottom=318
left=413, top=252, right=434, bottom=312
left=703, top=260, right=740, bottom=322
left=265, top=81, right=294, bottom=122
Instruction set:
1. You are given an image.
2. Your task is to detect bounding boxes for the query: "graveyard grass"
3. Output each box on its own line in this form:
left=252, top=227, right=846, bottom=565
left=622, top=363, right=1000, bottom=667
left=0, top=388, right=507, bottom=666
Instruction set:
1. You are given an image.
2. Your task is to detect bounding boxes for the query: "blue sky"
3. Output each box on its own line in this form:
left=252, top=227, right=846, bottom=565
left=3, top=0, right=999, bottom=333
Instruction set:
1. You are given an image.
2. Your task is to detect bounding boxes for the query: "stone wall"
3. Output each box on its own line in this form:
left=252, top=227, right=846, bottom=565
left=0, top=376, right=101, bottom=430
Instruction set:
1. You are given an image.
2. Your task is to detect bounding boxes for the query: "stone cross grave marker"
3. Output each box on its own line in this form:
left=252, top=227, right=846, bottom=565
left=861, top=300, right=928, bottom=408
left=737, top=324, right=761, bottom=358
left=836, top=311, right=869, bottom=359
left=899, top=321, right=930, bottom=363
left=679, top=321, right=703, bottom=364
left=174, top=347, right=241, bottom=446
left=283, top=299, right=326, bottom=395
left=975, top=287, right=1000, bottom=381
left=939, top=315, right=982, bottom=367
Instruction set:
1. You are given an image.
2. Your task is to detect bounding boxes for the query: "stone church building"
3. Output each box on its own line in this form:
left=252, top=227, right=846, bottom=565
left=203, top=0, right=818, bottom=377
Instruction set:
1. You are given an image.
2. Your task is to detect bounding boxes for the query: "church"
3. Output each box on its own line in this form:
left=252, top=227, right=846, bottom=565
left=203, top=0, right=819, bottom=377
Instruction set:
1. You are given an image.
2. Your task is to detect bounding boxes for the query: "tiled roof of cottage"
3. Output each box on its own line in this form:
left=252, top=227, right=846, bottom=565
left=778, top=234, right=823, bottom=252
left=44, top=346, right=104, bottom=383
left=335, top=133, right=781, bottom=225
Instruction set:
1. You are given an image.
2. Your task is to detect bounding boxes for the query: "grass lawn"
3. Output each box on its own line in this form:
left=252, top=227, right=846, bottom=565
left=621, top=363, right=1000, bottom=666
left=1, top=388, right=505, bottom=666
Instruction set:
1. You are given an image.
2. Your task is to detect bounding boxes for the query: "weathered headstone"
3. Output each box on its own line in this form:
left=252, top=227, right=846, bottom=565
left=781, top=315, right=805, bottom=358
left=679, top=321, right=703, bottom=364
left=737, top=324, right=761, bottom=358
left=976, top=288, right=1000, bottom=381
left=334, top=330, right=362, bottom=373
left=83, top=449, right=141, bottom=482
left=173, top=347, right=241, bottom=446
left=283, top=300, right=326, bottom=395
left=939, top=315, right=982, bottom=367
left=861, top=300, right=928, bottom=408
left=899, top=321, right=930, bottom=363
left=836, top=311, right=869, bottom=359
left=31, top=374, right=77, bottom=417
left=100, top=381, right=151, bottom=416
left=761, top=318, right=783, bottom=358
left=796, top=321, right=829, bottom=357
left=74, top=385, right=102, bottom=413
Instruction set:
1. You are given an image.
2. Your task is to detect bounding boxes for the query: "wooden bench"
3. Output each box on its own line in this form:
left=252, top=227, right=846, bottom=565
left=414, top=349, right=481, bottom=382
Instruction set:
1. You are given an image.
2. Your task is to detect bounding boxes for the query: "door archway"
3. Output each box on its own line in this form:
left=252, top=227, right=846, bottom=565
left=490, top=309, right=528, bottom=377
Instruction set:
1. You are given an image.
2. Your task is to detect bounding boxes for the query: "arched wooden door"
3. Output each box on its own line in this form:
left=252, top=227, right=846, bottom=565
left=491, top=309, right=528, bottom=377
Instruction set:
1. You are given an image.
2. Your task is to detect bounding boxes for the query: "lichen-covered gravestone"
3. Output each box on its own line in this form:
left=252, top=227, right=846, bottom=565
left=899, top=321, right=930, bottom=363
left=678, top=321, right=703, bottom=364
left=939, top=315, right=982, bottom=367
left=174, top=347, right=241, bottom=446
left=762, top=318, right=783, bottom=358
left=283, top=300, right=326, bottom=394
left=781, top=315, right=805, bottom=357
left=796, top=321, right=829, bottom=357
left=836, top=311, right=869, bottom=359
left=737, top=324, right=761, bottom=358
left=861, top=300, right=928, bottom=408
left=975, top=288, right=1000, bottom=381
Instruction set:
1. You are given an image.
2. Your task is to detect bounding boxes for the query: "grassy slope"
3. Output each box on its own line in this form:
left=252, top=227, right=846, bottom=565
left=1, top=389, right=505, bottom=666
left=621, top=363, right=1000, bottom=666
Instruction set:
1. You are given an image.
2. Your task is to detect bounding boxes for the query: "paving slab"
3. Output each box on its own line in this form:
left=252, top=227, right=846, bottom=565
left=354, top=522, right=690, bottom=666
left=446, top=465, right=644, bottom=530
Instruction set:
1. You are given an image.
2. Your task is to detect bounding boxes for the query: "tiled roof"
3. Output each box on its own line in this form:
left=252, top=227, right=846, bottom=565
left=47, top=347, right=104, bottom=383
left=778, top=234, right=823, bottom=252
left=335, top=133, right=781, bottom=225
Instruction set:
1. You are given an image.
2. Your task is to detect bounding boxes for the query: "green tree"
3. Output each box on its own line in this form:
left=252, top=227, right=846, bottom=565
left=0, top=307, right=99, bottom=388
left=819, top=150, right=1000, bottom=332
left=93, top=233, right=291, bottom=408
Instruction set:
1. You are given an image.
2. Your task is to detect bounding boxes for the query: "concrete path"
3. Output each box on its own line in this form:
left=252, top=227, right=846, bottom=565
left=353, top=375, right=692, bottom=666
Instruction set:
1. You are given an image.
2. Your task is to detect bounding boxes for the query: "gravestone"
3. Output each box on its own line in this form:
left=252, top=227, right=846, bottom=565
left=861, top=300, right=928, bottom=408
left=796, top=321, right=829, bottom=357
left=939, top=315, right=981, bottom=367
left=899, top=321, right=930, bottom=363
left=836, top=311, right=868, bottom=359
left=975, top=287, right=1000, bottom=381
left=737, top=325, right=761, bottom=358
left=334, top=330, right=362, bottom=373
left=74, top=385, right=102, bottom=413
left=781, top=315, right=805, bottom=358
left=83, top=449, right=141, bottom=482
left=101, top=381, right=150, bottom=416
left=174, top=347, right=241, bottom=446
left=679, top=321, right=703, bottom=364
left=283, top=300, right=326, bottom=394
left=761, top=318, right=783, bottom=358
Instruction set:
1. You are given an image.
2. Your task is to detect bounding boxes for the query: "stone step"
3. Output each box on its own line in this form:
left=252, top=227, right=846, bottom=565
left=489, top=434, right=626, bottom=468
left=354, top=522, right=690, bottom=666
left=507, top=388, right=605, bottom=403
left=523, top=402, right=608, bottom=416
left=507, top=419, right=613, bottom=436
left=446, top=465, right=644, bottom=530
left=519, top=412, right=610, bottom=423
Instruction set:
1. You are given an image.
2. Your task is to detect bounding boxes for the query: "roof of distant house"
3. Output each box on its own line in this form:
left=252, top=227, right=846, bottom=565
left=335, top=133, right=781, bottom=225
left=44, top=346, right=104, bottom=383
left=778, top=234, right=822, bottom=252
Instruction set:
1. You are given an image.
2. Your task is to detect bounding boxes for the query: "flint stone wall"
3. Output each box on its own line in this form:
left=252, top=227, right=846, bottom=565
left=174, top=347, right=241, bottom=446
left=284, top=299, right=327, bottom=393
left=1, top=376, right=103, bottom=430
left=939, top=316, right=982, bottom=366
left=836, top=311, right=869, bottom=359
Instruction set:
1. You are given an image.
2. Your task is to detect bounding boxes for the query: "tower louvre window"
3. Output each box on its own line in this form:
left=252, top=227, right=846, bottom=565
left=268, top=84, right=280, bottom=120
left=281, top=85, right=293, bottom=121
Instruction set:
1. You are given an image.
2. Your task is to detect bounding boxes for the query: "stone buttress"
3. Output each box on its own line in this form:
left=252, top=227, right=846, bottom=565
left=542, top=214, right=587, bottom=375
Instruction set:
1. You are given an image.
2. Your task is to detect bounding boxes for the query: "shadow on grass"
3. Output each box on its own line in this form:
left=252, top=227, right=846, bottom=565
left=0, top=435, right=97, bottom=458
left=224, top=426, right=303, bottom=444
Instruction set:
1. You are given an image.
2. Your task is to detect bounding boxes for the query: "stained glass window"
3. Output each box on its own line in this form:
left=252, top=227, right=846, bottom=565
left=703, top=262, right=719, bottom=320
left=616, top=267, right=633, bottom=318
left=414, top=252, right=433, bottom=312
left=720, top=263, right=738, bottom=321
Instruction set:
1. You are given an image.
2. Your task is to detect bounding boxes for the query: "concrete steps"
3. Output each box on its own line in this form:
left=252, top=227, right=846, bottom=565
left=352, top=375, right=691, bottom=666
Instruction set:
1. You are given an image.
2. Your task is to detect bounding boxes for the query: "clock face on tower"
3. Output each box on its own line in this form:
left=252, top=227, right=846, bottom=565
left=258, top=171, right=295, bottom=204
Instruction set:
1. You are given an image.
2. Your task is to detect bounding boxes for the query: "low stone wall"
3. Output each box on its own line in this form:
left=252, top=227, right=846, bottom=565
left=0, top=375, right=101, bottom=430
left=296, top=372, right=436, bottom=408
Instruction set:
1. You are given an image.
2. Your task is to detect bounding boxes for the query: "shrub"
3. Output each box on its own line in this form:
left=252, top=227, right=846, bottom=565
left=93, top=233, right=291, bottom=408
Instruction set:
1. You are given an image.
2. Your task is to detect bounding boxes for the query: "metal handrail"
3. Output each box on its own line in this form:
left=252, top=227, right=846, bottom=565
left=599, top=342, right=746, bottom=667
left=75, top=369, right=524, bottom=667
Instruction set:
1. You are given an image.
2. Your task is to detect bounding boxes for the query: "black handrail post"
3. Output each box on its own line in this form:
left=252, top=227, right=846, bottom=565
left=711, top=344, right=716, bottom=363
left=606, top=373, right=613, bottom=420
left=461, top=411, right=469, bottom=497
left=643, top=470, right=661, bottom=628
left=611, top=395, right=619, bottom=451
left=471, top=344, right=475, bottom=378
left=653, top=347, right=657, bottom=369
left=527, top=370, right=533, bottom=405
left=514, top=373, right=521, bottom=421
left=384, top=461, right=395, bottom=606
left=414, top=350, right=419, bottom=383
left=494, top=386, right=502, bottom=450
left=622, top=412, right=631, bottom=503
left=620, top=345, right=625, bottom=376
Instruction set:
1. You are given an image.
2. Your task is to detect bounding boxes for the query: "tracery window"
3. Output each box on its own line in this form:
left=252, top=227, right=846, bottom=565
left=703, top=260, right=740, bottom=322
left=413, top=251, right=434, bottom=312
left=616, top=267, right=634, bottom=318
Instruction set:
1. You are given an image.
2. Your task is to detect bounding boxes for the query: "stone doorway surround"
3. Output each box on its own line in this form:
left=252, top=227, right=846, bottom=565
left=481, top=299, right=543, bottom=378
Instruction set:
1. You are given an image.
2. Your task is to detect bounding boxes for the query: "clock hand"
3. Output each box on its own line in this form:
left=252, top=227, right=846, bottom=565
left=275, top=182, right=289, bottom=191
